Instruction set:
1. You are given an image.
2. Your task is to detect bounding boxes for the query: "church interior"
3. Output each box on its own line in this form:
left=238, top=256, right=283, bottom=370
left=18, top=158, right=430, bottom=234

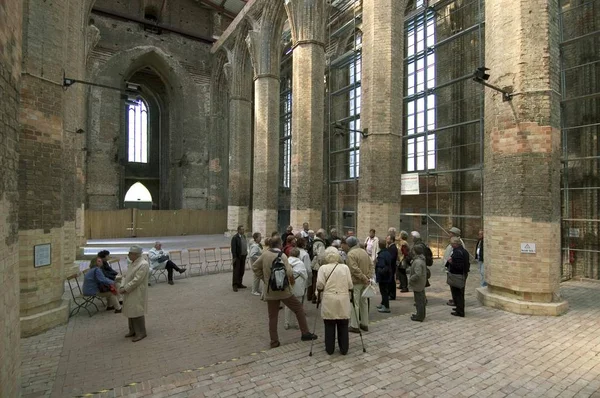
left=0, top=0, right=599, bottom=396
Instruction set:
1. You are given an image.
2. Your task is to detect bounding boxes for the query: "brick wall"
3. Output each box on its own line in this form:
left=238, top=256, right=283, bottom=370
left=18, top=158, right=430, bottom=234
left=0, top=0, right=23, bottom=394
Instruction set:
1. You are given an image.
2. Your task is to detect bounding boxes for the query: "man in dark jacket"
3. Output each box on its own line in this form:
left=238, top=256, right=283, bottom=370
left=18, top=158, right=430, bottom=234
left=386, top=235, right=398, bottom=300
left=98, top=250, right=118, bottom=280
left=445, top=237, right=470, bottom=317
left=231, top=225, right=248, bottom=292
left=375, top=241, right=393, bottom=313
left=475, top=229, right=486, bottom=287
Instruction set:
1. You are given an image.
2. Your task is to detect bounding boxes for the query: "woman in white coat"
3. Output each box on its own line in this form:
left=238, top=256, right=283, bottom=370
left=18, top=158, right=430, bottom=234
left=285, top=248, right=308, bottom=329
left=316, top=250, right=353, bottom=355
left=120, top=246, right=150, bottom=342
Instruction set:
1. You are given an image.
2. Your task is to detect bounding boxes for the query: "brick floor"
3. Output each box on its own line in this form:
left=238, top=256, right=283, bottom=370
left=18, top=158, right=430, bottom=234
left=20, top=261, right=600, bottom=398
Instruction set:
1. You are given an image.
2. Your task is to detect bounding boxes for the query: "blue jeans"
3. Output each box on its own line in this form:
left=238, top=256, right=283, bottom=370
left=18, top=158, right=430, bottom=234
left=478, top=261, right=487, bottom=287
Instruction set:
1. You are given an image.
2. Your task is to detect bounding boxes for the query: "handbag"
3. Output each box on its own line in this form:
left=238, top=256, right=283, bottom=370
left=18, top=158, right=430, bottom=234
left=362, top=283, right=377, bottom=299
left=446, top=272, right=465, bottom=289
left=156, top=254, right=169, bottom=263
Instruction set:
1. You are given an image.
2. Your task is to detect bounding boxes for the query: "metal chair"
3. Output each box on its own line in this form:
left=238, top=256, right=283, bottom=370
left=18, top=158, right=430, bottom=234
left=169, top=250, right=188, bottom=278
left=108, top=258, right=123, bottom=275
left=187, top=248, right=203, bottom=275
left=203, top=248, right=221, bottom=273
left=219, top=247, right=233, bottom=271
left=67, top=272, right=101, bottom=317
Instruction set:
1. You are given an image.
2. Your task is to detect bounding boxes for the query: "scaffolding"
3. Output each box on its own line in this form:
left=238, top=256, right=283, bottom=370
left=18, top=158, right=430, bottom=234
left=559, top=0, right=600, bottom=279
left=400, top=0, right=485, bottom=255
left=326, top=0, right=362, bottom=235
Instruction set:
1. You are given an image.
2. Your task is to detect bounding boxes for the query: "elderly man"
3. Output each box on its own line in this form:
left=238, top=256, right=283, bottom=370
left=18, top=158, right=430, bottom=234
left=300, top=222, right=310, bottom=239
left=281, top=225, right=294, bottom=244
left=446, top=237, right=470, bottom=317
left=364, top=229, right=379, bottom=264
left=443, top=227, right=466, bottom=306
left=252, top=236, right=317, bottom=348
left=409, top=244, right=428, bottom=322
left=231, top=225, right=248, bottom=292
left=148, top=241, right=186, bottom=285
left=120, top=246, right=149, bottom=342
left=346, top=236, right=374, bottom=333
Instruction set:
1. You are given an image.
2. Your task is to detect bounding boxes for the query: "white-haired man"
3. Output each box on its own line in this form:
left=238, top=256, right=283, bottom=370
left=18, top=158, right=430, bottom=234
left=346, top=236, right=374, bottom=333
left=148, top=241, right=186, bottom=285
left=443, top=227, right=466, bottom=306
left=120, top=246, right=149, bottom=342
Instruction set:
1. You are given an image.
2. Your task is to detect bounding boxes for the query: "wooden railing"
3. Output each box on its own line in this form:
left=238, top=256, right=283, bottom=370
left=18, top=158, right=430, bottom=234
left=85, top=209, right=227, bottom=239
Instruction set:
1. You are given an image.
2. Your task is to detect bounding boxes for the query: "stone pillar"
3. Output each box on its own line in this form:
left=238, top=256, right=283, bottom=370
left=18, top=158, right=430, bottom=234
left=246, top=2, right=287, bottom=236
left=18, top=0, right=71, bottom=336
left=0, top=0, right=23, bottom=394
left=224, top=31, right=254, bottom=234
left=356, top=0, right=404, bottom=239
left=284, top=0, right=327, bottom=231
left=477, top=0, right=567, bottom=315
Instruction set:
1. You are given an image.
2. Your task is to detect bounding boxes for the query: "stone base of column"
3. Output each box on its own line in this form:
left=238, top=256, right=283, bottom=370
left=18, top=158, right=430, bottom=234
left=252, top=209, right=278, bottom=237
left=227, top=205, right=250, bottom=235
left=357, top=202, right=401, bottom=240
left=290, top=209, right=321, bottom=233
left=20, top=299, right=69, bottom=337
left=477, top=287, right=568, bottom=316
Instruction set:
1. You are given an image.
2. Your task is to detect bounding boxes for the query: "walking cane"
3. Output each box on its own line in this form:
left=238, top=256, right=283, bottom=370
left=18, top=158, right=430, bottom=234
left=351, top=297, right=367, bottom=353
left=308, top=292, right=320, bottom=357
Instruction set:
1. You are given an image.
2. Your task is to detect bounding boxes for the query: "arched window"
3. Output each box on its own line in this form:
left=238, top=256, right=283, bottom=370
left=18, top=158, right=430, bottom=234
left=127, top=98, right=149, bottom=163
left=348, top=31, right=362, bottom=179
left=124, top=182, right=152, bottom=202
left=405, top=0, right=436, bottom=172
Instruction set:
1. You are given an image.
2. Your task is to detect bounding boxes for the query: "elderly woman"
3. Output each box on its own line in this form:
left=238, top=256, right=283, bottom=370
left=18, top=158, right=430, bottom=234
left=396, top=230, right=410, bottom=293
left=283, top=235, right=296, bottom=257
left=83, top=256, right=122, bottom=313
left=317, top=250, right=353, bottom=355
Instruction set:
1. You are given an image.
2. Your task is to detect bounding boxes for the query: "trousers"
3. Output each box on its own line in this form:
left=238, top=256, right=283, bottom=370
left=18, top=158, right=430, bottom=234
left=450, top=286, right=465, bottom=316
left=324, top=319, right=349, bottom=355
left=397, top=267, right=408, bottom=291
left=379, top=283, right=390, bottom=309
left=232, top=255, right=246, bottom=287
left=267, top=296, right=309, bottom=345
left=350, top=284, right=369, bottom=329
left=413, top=290, right=426, bottom=321
left=165, top=260, right=183, bottom=281
left=127, top=316, right=147, bottom=337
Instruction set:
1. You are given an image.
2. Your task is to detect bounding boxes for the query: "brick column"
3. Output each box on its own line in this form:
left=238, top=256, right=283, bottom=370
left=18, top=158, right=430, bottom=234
left=246, top=3, right=287, bottom=236
left=356, top=0, right=404, bottom=239
left=18, top=0, right=71, bottom=336
left=0, top=0, right=23, bottom=394
left=224, top=33, right=253, bottom=234
left=477, top=0, right=567, bottom=315
left=284, top=0, right=327, bottom=231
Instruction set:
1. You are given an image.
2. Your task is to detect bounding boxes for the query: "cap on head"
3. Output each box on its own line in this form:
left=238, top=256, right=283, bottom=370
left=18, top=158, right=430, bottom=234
left=411, top=231, right=421, bottom=239
left=346, top=236, right=358, bottom=247
left=129, top=245, right=143, bottom=254
left=449, top=227, right=462, bottom=236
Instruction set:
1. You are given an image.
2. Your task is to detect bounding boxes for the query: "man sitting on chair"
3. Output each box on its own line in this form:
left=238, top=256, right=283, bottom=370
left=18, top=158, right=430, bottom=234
left=148, top=241, right=186, bottom=285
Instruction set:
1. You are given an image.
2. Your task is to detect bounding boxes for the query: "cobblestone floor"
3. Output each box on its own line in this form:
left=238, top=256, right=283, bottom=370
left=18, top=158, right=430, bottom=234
left=20, top=262, right=600, bottom=398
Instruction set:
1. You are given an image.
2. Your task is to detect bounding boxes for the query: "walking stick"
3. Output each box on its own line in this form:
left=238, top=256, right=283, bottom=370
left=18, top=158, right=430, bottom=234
left=308, top=293, right=320, bottom=357
left=351, top=297, right=367, bottom=353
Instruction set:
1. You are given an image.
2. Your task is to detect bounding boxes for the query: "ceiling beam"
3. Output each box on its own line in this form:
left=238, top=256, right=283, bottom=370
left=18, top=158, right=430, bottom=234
left=196, top=0, right=237, bottom=19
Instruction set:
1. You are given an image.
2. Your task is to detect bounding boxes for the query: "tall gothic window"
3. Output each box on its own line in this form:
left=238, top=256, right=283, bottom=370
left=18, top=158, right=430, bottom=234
left=348, top=31, right=362, bottom=179
left=127, top=99, right=149, bottom=163
left=280, top=76, right=292, bottom=188
left=405, top=1, right=436, bottom=172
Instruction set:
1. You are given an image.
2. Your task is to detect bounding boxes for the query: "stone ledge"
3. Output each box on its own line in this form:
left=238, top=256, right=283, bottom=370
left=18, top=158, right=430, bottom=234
left=20, top=299, right=69, bottom=337
left=477, top=287, right=568, bottom=316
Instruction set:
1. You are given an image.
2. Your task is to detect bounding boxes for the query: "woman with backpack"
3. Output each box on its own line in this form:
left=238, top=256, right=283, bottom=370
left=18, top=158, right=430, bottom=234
left=316, top=250, right=353, bottom=355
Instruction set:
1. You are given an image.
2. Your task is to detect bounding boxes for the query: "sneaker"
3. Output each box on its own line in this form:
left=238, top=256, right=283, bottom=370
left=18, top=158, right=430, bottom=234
left=376, top=304, right=383, bottom=310
left=301, top=333, right=318, bottom=341
left=252, top=291, right=261, bottom=296
left=377, top=306, right=391, bottom=313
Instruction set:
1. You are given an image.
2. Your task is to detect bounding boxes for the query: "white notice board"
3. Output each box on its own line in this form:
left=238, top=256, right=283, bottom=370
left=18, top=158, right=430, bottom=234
left=401, top=174, right=420, bottom=195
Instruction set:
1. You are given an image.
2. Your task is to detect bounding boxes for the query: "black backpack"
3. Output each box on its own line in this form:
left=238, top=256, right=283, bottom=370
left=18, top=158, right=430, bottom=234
left=268, top=252, right=289, bottom=292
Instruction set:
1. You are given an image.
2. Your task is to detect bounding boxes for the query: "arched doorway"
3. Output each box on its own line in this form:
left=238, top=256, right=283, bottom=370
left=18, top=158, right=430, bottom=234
left=124, top=181, right=153, bottom=209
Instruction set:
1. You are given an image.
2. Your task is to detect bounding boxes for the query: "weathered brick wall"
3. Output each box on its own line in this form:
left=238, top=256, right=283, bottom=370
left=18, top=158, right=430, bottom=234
left=0, top=0, right=22, bottom=394
left=86, top=3, right=218, bottom=210
left=18, top=0, right=72, bottom=336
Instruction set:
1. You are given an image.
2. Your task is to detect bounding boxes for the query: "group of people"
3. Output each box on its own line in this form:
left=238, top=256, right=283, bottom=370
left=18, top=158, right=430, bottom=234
left=234, top=223, right=454, bottom=355
left=81, top=241, right=189, bottom=343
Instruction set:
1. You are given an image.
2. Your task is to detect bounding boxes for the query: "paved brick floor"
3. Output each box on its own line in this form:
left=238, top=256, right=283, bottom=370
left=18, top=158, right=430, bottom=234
left=21, top=262, right=600, bottom=398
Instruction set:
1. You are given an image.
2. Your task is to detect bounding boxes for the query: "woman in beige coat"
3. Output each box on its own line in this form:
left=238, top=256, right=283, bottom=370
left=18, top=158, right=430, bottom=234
left=317, top=250, right=353, bottom=355
left=120, top=246, right=149, bottom=342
